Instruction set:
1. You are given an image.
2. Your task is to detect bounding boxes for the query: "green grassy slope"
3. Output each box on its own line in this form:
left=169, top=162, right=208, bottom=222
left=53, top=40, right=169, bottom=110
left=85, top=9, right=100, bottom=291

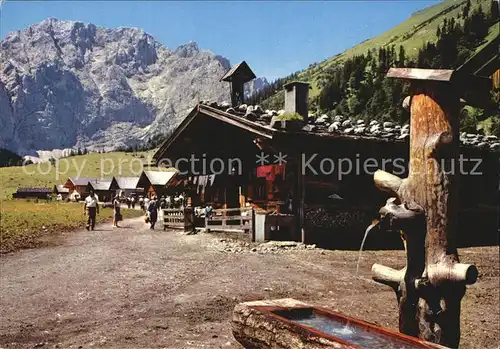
left=1, top=200, right=144, bottom=253
left=0, top=150, right=164, bottom=199
left=276, top=0, right=498, bottom=101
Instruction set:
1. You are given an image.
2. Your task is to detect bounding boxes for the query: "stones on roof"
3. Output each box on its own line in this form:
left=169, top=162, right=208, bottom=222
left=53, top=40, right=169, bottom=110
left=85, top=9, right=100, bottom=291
left=461, top=133, right=498, bottom=149
left=302, top=124, right=317, bottom=132
left=315, top=114, right=330, bottom=124
left=199, top=101, right=499, bottom=151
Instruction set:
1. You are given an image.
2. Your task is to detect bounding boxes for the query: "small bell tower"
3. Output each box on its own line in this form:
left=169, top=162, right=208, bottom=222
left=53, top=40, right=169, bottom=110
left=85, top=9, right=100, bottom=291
left=220, top=61, right=256, bottom=107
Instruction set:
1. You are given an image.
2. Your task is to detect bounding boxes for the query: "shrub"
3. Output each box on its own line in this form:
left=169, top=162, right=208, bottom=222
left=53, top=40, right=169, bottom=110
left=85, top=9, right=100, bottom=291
left=274, top=112, right=304, bottom=121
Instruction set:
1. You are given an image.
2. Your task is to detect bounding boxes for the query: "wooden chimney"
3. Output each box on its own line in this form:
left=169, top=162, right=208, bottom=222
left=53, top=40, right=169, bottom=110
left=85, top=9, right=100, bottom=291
left=220, top=61, right=256, bottom=107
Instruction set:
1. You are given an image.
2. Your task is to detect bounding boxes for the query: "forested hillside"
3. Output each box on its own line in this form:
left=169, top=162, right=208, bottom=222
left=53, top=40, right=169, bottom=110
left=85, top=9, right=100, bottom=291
left=251, top=0, right=499, bottom=136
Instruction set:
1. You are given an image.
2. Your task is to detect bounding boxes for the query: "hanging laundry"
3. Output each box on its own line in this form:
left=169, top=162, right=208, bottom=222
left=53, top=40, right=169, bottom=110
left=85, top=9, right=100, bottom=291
left=274, top=164, right=285, bottom=179
left=199, top=175, right=207, bottom=187
left=256, top=164, right=286, bottom=182
left=256, top=165, right=274, bottom=180
left=208, top=174, right=216, bottom=186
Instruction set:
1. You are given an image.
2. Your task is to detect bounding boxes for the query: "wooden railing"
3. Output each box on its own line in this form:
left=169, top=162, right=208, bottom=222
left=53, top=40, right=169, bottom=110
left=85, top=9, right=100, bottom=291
left=205, top=207, right=254, bottom=234
left=162, top=208, right=185, bottom=230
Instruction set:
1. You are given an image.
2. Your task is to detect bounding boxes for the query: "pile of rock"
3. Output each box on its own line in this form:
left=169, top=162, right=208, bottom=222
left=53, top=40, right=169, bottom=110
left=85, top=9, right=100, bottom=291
left=201, top=101, right=499, bottom=151
left=205, top=237, right=317, bottom=254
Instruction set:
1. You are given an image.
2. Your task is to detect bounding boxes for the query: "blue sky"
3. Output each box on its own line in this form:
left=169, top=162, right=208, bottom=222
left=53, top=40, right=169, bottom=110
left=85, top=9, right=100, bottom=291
left=1, top=0, right=440, bottom=80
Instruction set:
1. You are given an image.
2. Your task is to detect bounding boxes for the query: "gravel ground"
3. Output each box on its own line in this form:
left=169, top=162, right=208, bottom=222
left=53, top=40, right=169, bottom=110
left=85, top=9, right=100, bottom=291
left=0, top=217, right=498, bottom=349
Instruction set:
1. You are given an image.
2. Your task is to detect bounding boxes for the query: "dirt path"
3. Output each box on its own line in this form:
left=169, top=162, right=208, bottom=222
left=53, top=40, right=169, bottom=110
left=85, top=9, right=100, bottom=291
left=0, top=218, right=498, bottom=349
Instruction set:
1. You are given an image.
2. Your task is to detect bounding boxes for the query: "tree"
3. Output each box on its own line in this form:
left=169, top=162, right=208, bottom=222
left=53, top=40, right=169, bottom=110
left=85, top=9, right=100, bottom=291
left=463, top=0, right=471, bottom=18
left=490, top=0, right=499, bottom=22
left=490, top=116, right=500, bottom=137
left=448, top=17, right=456, bottom=34
left=398, top=46, right=406, bottom=67
left=459, top=107, right=479, bottom=133
left=469, top=6, right=489, bottom=43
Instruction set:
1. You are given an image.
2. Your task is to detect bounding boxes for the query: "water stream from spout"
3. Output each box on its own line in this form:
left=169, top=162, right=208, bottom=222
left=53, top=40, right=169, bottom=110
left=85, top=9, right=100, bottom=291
left=356, top=219, right=380, bottom=277
left=343, top=220, right=381, bottom=334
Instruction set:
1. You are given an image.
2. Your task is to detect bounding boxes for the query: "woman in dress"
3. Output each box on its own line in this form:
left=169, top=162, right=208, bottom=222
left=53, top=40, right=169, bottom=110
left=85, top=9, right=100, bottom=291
left=147, top=195, right=158, bottom=229
left=112, top=195, right=121, bottom=228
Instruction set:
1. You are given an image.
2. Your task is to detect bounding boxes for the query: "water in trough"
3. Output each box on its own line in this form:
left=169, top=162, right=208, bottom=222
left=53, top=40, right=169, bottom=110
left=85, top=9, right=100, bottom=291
left=289, top=311, right=429, bottom=349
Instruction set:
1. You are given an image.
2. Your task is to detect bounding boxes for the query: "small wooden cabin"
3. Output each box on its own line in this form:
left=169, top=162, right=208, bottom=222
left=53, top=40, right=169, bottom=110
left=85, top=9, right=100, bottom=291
left=87, top=178, right=119, bottom=202
left=114, top=176, right=142, bottom=197
left=137, top=170, right=178, bottom=198
left=63, top=177, right=98, bottom=200
left=53, top=184, right=69, bottom=200
left=13, top=187, right=52, bottom=199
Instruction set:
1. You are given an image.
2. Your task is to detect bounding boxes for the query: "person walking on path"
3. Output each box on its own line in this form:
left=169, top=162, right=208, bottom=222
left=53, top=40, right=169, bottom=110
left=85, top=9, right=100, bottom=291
left=84, top=189, right=99, bottom=231
left=112, top=195, right=122, bottom=228
left=147, top=195, right=158, bottom=229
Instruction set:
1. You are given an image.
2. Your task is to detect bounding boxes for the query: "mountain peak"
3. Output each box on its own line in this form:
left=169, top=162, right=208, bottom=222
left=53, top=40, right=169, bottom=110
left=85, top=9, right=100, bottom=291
left=174, top=41, right=200, bottom=57
left=0, top=21, right=231, bottom=155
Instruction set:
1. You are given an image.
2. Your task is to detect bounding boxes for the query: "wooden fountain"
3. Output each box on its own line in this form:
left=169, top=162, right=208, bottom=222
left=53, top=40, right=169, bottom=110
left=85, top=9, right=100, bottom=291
left=371, top=68, right=487, bottom=348
left=231, top=68, right=488, bottom=349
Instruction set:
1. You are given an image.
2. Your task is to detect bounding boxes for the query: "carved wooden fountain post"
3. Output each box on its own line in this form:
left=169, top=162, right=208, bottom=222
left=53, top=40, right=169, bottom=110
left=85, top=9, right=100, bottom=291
left=371, top=68, right=480, bottom=348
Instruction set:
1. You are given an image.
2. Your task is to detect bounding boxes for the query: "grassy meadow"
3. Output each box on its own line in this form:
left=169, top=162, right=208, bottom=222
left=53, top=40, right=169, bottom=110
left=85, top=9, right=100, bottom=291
left=0, top=150, right=166, bottom=252
left=0, top=150, right=158, bottom=199
left=0, top=200, right=144, bottom=253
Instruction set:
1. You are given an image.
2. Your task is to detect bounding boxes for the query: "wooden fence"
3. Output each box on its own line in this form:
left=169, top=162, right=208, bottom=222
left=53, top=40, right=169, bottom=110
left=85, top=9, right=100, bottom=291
left=162, top=207, right=255, bottom=235
left=205, top=207, right=254, bottom=234
left=162, top=208, right=185, bottom=230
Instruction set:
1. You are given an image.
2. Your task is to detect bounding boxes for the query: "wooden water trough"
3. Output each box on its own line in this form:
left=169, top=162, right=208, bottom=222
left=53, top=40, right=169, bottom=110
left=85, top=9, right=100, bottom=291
left=232, top=299, right=448, bottom=349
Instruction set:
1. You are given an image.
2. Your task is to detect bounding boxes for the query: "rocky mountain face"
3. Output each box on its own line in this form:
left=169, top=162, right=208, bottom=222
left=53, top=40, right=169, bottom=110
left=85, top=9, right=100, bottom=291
left=245, top=77, right=269, bottom=99
left=0, top=18, right=268, bottom=156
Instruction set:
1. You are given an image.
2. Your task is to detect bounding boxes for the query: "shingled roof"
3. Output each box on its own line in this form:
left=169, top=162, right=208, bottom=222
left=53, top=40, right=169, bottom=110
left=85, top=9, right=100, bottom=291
left=142, top=170, right=178, bottom=186
left=53, top=184, right=69, bottom=193
left=88, top=178, right=117, bottom=191
left=16, top=187, right=52, bottom=193
left=457, top=38, right=499, bottom=77
left=65, top=177, right=100, bottom=187
left=115, top=176, right=140, bottom=190
left=220, top=61, right=256, bottom=83
left=154, top=101, right=499, bottom=161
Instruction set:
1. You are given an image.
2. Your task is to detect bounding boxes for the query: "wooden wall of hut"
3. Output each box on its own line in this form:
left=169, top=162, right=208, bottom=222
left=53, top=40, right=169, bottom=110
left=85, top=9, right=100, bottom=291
left=275, top=133, right=498, bottom=249
left=159, top=111, right=498, bottom=248
left=161, top=113, right=262, bottom=209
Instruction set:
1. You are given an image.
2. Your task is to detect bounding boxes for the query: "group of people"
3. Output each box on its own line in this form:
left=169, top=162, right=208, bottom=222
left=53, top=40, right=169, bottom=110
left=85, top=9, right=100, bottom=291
left=83, top=189, right=122, bottom=230
left=82, top=190, right=188, bottom=231
left=124, top=196, right=137, bottom=209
